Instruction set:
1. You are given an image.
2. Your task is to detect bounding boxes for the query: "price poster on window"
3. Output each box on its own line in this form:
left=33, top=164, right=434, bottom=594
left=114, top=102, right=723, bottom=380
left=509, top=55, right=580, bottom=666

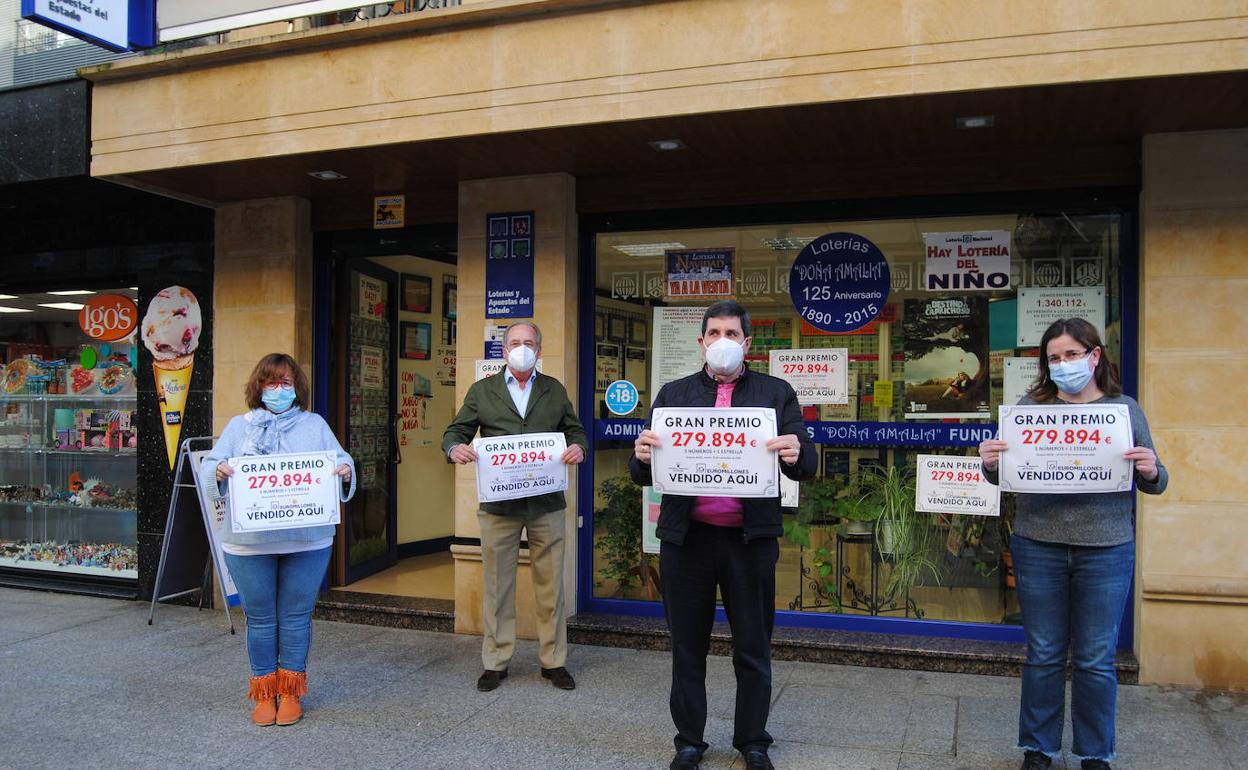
left=228, top=451, right=342, bottom=533
left=1016, top=287, right=1106, bottom=346
left=997, top=404, right=1134, bottom=494
left=650, top=407, right=778, bottom=498
left=473, top=432, right=568, bottom=503
left=915, top=454, right=1000, bottom=516
left=769, top=349, right=848, bottom=405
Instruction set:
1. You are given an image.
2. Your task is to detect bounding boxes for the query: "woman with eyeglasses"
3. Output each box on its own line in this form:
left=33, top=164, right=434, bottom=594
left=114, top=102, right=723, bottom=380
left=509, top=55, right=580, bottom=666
left=202, top=353, right=355, bottom=727
left=979, top=318, right=1167, bottom=770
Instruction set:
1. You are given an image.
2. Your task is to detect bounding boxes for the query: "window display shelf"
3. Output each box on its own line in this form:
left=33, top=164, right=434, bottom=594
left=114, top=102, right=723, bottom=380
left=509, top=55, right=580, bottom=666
left=0, top=499, right=137, bottom=515
left=0, top=447, right=137, bottom=458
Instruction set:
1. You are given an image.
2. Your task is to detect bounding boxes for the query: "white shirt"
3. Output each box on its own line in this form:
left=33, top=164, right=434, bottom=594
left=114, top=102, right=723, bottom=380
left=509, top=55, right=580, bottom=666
left=504, top=368, right=538, bottom=418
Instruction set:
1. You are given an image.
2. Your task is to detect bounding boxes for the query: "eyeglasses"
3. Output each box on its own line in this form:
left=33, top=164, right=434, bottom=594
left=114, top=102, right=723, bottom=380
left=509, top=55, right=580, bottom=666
left=1046, top=348, right=1092, bottom=365
left=263, top=379, right=295, bottom=391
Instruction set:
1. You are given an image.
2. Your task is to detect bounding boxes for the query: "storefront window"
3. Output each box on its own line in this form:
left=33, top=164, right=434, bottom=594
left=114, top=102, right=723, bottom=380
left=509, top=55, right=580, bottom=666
left=0, top=290, right=140, bottom=580
left=590, top=211, right=1124, bottom=626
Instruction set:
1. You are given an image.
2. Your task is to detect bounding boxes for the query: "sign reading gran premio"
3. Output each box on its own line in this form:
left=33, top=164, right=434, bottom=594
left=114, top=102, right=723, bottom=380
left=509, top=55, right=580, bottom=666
left=649, top=407, right=778, bottom=498
left=997, top=404, right=1134, bottom=494
left=228, top=451, right=341, bottom=532
left=157, top=0, right=463, bottom=43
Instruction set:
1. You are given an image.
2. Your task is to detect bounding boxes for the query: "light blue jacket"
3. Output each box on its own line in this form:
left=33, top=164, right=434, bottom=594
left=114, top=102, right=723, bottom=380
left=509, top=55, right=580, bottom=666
left=201, top=409, right=356, bottom=546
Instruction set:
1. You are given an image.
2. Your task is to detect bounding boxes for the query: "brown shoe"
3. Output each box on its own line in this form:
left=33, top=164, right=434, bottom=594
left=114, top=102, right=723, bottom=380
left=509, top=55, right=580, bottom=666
left=541, top=666, right=576, bottom=690
left=248, top=672, right=278, bottom=726
left=276, top=669, right=308, bottom=726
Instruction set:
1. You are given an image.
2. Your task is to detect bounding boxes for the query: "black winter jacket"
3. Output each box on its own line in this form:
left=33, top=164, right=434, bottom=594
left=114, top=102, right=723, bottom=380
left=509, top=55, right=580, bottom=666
left=628, top=367, right=817, bottom=544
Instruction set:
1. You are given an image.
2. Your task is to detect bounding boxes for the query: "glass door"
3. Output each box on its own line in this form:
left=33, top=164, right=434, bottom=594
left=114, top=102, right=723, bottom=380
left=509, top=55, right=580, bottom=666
left=339, top=260, right=399, bottom=583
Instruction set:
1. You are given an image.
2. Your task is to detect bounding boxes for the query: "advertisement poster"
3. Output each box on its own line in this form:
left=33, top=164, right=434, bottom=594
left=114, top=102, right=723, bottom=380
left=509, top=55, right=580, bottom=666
left=359, top=274, right=385, bottom=321
left=1003, top=356, right=1038, bottom=407
left=485, top=211, right=534, bottom=318
left=189, top=449, right=240, bottom=605
left=435, top=346, right=456, bottom=387
left=649, top=407, right=778, bottom=498
left=483, top=323, right=508, bottom=359
left=398, top=368, right=433, bottom=448
left=624, top=346, right=647, bottom=388
left=595, top=343, right=621, bottom=391
left=473, top=432, right=568, bottom=503
left=1016, top=287, right=1106, bottom=346
left=373, top=194, right=405, bottom=229
left=768, top=349, right=848, bottom=405
left=642, top=485, right=661, bottom=555
left=361, top=345, right=384, bottom=390
left=923, top=230, right=1012, bottom=292
left=997, top=404, right=1134, bottom=494
left=227, top=451, right=341, bottom=533
left=903, top=296, right=990, bottom=419
left=650, top=306, right=708, bottom=397
left=665, top=248, right=734, bottom=299
left=143, top=285, right=202, bottom=468
left=789, top=232, right=890, bottom=333
left=915, top=454, right=1000, bottom=516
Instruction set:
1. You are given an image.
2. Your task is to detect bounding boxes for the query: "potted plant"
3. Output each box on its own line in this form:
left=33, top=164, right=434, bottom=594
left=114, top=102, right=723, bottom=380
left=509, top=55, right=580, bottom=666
left=861, top=465, right=940, bottom=599
left=783, top=477, right=846, bottom=610
left=593, top=475, right=657, bottom=598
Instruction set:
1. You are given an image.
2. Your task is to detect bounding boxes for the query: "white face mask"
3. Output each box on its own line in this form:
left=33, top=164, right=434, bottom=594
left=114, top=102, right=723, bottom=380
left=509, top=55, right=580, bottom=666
left=704, top=337, right=744, bottom=375
left=507, top=344, right=537, bottom=373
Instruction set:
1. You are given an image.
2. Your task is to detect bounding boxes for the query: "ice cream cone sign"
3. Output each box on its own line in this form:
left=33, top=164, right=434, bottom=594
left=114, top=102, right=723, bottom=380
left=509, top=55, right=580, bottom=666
left=142, top=286, right=202, bottom=468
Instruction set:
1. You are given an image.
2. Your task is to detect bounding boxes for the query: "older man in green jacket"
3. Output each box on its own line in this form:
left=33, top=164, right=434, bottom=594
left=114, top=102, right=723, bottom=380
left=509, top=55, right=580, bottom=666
left=443, top=320, right=588, bottom=692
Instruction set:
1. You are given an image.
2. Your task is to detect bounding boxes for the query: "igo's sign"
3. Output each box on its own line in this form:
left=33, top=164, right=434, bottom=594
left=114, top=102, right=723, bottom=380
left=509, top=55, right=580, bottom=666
left=21, top=0, right=156, bottom=52
left=78, top=294, right=138, bottom=342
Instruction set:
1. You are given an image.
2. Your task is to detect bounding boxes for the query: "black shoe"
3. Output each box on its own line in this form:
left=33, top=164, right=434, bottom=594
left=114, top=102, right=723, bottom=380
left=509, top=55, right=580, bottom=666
left=743, top=748, right=774, bottom=770
left=1081, top=761, right=1111, bottom=770
left=669, top=747, right=702, bottom=770
left=1021, top=751, right=1052, bottom=770
left=540, top=666, right=576, bottom=690
left=476, top=669, right=507, bottom=692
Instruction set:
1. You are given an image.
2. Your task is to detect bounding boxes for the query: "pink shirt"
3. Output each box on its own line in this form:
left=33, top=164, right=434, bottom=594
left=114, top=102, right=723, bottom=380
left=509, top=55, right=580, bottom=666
left=691, top=380, right=745, bottom=527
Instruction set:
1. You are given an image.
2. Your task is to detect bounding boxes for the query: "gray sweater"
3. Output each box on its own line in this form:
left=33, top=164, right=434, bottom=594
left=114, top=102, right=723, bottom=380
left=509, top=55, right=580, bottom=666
left=985, top=393, right=1168, bottom=546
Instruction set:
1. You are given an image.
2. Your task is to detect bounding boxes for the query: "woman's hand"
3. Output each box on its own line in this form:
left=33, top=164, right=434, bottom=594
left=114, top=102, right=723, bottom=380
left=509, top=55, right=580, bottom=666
left=215, top=461, right=235, bottom=482
left=979, top=439, right=1008, bottom=471
left=1124, top=446, right=1159, bottom=481
left=633, top=429, right=661, bottom=465
left=335, top=464, right=352, bottom=483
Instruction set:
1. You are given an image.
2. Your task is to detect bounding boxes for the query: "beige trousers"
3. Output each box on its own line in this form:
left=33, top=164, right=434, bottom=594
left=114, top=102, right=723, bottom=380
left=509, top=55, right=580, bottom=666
left=477, top=507, right=567, bottom=671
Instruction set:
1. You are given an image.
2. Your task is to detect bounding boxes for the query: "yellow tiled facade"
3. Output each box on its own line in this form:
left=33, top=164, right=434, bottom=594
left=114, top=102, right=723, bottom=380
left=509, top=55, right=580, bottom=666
left=90, top=1, right=1248, bottom=689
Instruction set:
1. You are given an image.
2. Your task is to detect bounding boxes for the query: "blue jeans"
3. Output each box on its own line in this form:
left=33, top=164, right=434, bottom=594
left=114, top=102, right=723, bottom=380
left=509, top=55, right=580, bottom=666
left=1012, top=535, right=1134, bottom=761
left=223, top=547, right=331, bottom=677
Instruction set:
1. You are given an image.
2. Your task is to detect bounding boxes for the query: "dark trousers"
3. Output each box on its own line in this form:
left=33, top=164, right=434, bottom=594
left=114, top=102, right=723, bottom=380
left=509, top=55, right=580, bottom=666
left=660, top=521, right=779, bottom=754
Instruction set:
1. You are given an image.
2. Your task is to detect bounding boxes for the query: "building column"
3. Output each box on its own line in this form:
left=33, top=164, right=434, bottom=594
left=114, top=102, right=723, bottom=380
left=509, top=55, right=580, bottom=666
left=1137, top=129, right=1248, bottom=690
left=212, top=196, right=314, bottom=432
left=451, top=174, right=579, bottom=638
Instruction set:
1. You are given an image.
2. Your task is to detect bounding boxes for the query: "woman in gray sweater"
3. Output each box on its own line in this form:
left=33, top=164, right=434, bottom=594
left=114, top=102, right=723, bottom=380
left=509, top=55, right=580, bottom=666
left=979, top=319, right=1166, bottom=770
left=202, top=353, right=356, bottom=727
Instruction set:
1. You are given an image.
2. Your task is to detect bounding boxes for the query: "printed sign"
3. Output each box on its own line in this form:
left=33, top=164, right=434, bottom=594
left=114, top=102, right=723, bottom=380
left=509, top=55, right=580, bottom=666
left=227, top=451, right=342, bottom=533
left=789, top=232, right=890, bottom=333
left=485, top=211, right=534, bottom=318
left=923, top=230, right=1012, bottom=291
left=361, top=346, right=383, bottom=390
left=359, top=274, right=385, bottom=320
left=997, top=404, right=1134, bottom=494
left=143, top=285, right=202, bottom=469
left=483, top=323, right=508, bottom=359
left=189, top=450, right=239, bottom=605
left=23, top=0, right=155, bottom=52
left=473, top=432, right=568, bottom=503
left=474, top=358, right=542, bottom=381
left=78, top=294, right=138, bottom=342
left=769, top=349, right=848, bottom=405
left=649, top=407, right=778, bottom=498
left=872, top=380, right=894, bottom=411
left=1003, top=357, right=1038, bottom=406
left=435, top=346, right=456, bottom=387
left=915, top=454, right=1000, bottom=516
left=665, top=248, right=734, bottom=299
left=373, top=195, right=405, bottom=229
left=650, top=306, right=708, bottom=397
left=903, top=297, right=990, bottom=419
left=1016, top=287, right=1106, bottom=346
left=604, top=380, right=640, bottom=416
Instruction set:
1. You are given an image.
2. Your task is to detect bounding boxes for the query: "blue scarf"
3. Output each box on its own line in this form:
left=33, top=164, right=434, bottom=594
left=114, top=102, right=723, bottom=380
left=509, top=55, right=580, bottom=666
left=240, top=406, right=304, bottom=456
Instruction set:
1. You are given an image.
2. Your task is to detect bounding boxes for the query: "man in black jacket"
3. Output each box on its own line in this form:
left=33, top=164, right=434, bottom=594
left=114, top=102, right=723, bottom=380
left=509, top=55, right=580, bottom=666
left=631, top=301, right=817, bottom=770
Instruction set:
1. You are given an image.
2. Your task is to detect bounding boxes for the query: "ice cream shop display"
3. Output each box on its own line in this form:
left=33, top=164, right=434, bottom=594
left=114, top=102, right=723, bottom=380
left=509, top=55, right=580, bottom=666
left=141, top=286, right=202, bottom=469
left=0, top=288, right=142, bottom=581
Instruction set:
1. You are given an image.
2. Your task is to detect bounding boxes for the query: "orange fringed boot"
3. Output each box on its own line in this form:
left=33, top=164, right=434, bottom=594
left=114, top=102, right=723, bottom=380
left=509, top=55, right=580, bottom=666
left=276, top=668, right=308, bottom=726
left=248, top=672, right=279, bottom=726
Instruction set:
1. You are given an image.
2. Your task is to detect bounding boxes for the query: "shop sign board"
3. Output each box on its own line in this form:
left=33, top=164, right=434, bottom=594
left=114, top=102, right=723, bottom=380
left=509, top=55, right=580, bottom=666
left=914, top=454, right=1000, bottom=516
left=789, top=233, right=890, bottom=333
left=227, top=451, right=342, bottom=532
left=156, top=0, right=461, bottom=43
left=485, top=211, right=534, bottom=318
left=664, top=248, right=734, bottom=299
left=1016, top=287, right=1105, bottom=346
left=997, top=404, right=1134, bottom=494
left=923, top=230, right=1011, bottom=291
left=22, top=0, right=155, bottom=52
left=78, top=294, right=138, bottom=341
left=373, top=195, right=404, bottom=229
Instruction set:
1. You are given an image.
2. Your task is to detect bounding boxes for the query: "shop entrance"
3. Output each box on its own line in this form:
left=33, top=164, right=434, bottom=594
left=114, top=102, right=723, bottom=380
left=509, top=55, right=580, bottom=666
left=321, top=229, right=458, bottom=601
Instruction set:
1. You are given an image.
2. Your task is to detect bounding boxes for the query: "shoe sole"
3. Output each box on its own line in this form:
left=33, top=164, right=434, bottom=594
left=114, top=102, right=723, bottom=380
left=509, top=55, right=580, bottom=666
left=276, top=717, right=301, bottom=726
